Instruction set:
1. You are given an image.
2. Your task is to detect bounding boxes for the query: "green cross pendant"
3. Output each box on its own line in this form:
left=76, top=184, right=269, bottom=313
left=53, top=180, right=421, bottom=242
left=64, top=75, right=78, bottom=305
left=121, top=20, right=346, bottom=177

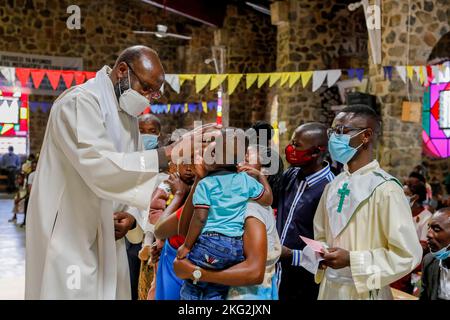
left=337, top=182, right=350, bottom=213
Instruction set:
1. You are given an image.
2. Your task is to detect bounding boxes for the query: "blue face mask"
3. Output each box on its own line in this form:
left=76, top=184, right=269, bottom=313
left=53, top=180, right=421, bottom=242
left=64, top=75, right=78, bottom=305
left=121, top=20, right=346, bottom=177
left=431, top=243, right=450, bottom=260
left=328, top=129, right=366, bottom=164
left=142, top=134, right=159, bottom=150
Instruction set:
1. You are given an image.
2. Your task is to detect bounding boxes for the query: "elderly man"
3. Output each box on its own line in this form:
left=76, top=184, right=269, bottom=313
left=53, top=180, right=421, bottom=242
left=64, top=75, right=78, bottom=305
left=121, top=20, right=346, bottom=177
left=420, top=207, right=450, bottom=300
left=1, top=146, right=21, bottom=193
left=26, top=45, right=213, bottom=300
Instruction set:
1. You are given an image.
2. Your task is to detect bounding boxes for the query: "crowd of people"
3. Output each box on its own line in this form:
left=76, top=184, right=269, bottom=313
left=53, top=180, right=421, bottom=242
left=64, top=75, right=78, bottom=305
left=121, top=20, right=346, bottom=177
left=23, top=45, right=450, bottom=300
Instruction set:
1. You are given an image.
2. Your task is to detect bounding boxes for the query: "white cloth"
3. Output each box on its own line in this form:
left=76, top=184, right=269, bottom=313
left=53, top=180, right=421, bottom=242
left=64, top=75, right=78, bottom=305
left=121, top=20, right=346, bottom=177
left=413, top=209, right=432, bottom=242
left=25, top=66, right=161, bottom=300
left=314, top=160, right=422, bottom=300
left=27, top=171, right=35, bottom=186
left=438, top=261, right=450, bottom=300
left=227, top=201, right=281, bottom=299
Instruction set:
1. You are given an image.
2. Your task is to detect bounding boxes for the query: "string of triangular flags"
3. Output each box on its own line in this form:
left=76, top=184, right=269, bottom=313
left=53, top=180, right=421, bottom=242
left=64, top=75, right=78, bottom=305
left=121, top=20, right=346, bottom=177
left=147, top=101, right=218, bottom=114
left=0, top=62, right=448, bottom=94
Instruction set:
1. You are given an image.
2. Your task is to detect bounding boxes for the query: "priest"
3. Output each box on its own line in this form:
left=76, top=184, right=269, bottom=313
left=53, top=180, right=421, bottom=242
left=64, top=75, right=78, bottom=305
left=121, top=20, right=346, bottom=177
left=306, top=104, right=422, bottom=299
left=25, top=45, right=212, bottom=299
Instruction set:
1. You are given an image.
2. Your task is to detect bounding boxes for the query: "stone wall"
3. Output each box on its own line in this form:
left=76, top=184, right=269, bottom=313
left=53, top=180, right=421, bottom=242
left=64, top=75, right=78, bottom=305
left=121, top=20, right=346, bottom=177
left=0, top=0, right=276, bottom=153
left=274, top=0, right=368, bottom=149
left=368, top=0, right=450, bottom=178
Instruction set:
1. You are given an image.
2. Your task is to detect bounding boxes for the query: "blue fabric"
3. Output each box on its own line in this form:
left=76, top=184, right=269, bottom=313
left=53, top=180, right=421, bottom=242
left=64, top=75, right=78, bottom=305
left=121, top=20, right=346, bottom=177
left=181, top=234, right=244, bottom=300
left=155, top=241, right=183, bottom=300
left=193, top=171, right=264, bottom=237
left=1, top=152, right=20, bottom=169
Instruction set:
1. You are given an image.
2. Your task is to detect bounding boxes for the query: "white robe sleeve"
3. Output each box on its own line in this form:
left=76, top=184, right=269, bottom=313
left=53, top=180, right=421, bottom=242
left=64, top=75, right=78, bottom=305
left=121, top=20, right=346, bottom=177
left=50, top=90, right=163, bottom=211
left=349, top=181, right=423, bottom=294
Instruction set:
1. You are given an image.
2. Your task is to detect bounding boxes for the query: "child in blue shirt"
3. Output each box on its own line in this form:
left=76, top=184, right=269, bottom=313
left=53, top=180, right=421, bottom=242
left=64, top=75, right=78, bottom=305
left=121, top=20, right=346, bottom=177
left=177, top=128, right=273, bottom=300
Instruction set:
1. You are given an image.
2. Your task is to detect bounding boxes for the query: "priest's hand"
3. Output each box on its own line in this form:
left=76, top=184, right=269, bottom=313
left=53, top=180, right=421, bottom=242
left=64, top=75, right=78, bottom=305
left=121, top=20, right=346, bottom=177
left=321, top=247, right=350, bottom=269
left=113, top=211, right=136, bottom=240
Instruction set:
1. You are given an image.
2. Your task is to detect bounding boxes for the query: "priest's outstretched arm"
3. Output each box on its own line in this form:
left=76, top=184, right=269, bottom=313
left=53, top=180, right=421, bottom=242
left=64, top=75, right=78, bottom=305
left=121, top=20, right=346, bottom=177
left=50, top=91, right=167, bottom=212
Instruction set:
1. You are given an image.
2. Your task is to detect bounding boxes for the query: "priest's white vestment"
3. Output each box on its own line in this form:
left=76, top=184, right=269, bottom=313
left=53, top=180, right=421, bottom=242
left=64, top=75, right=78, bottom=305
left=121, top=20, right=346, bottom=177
left=313, top=160, right=422, bottom=299
left=25, top=66, right=163, bottom=299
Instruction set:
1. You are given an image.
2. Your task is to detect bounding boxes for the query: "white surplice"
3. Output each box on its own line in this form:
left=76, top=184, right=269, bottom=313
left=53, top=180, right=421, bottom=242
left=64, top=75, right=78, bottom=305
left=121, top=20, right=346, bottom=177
left=313, top=160, right=423, bottom=300
left=25, top=66, right=161, bottom=300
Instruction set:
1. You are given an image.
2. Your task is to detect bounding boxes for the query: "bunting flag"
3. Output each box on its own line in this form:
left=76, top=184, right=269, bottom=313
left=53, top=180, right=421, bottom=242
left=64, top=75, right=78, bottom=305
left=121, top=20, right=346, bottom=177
left=202, top=101, right=208, bottom=113
left=165, top=74, right=180, bottom=93
left=280, top=73, right=290, bottom=87
left=406, top=66, right=414, bottom=81
left=327, top=69, right=342, bottom=87
left=383, top=66, right=393, bottom=81
left=301, top=71, right=313, bottom=88
left=228, top=74, right=243, bottom=95
left=84, top=72, right=96, bottom=80
left=257, top=73, right=270, bottom=88
left=16, top=68, right=31, bottom=87
left=74, top=71, right=85, bottom=85
left=0, top=67, right=16, bottom=84
left=179, top=74, right=195, bottom=86
left=30, top=69, right=46, bottom=89
left=312, top=71, right=327, bottom=92
left=46, top=70, right=62, bottom=90
left=246, top=74, right=258, bottom=89
left=195, top=74, right=212, bottom=93
left=1, top=124, right=14, bottom=135
left=413, top=66, right=422, bottom=84
left=269, top=73, right=281, bottom=87
left=62, top=72, right=74, bottom=89
left=355, top=68, right=364, bottom=82
left=396, top=66, right=407, bottom=83
left=289, top=72, right=301, bottom=88
left=347, top=69, right=356, bottom=79
left=431, top=65, right=440, bottom=84
left=210, top=74, right=227, bottom=90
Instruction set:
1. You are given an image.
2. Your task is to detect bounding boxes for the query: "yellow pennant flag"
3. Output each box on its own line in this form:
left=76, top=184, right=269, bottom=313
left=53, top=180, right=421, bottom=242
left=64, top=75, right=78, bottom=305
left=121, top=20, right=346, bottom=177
left=289, top=72, right=301, bottom=88
left=301, top=71, right=313, bottom=88
left=280, top=73, right=290, bottom=87
left=246, top=74, right=258, bottom=89
left=406, top=66, right=414, bottom=81
left=257, top=73, right=270, bottom=88
left=184, top=103, right=188, bottom=113
left=166, top=104, right=171, bottom=113
left=1, top=124, right=13, bottom=135
left=269, top=73, right=282, bottom=87
left=228, top=74, right=243, bottom=95
left=210, top=74, right=228, bottom=90
left=202, top=101, right=208, bottom=113
left=418, top=66, right=425, bottom=85
left=195, top=74, right=212, bottom=93
left=179, top=74, right=195, bottom=86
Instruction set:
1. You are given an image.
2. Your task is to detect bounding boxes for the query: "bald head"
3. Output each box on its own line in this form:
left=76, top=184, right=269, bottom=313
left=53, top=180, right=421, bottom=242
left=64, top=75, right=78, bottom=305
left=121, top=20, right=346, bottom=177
left=293, top=122, right=328, bottom=148
left=112, top=45, right=165, bottom=101
left=434, top=207, right=450, bottom=224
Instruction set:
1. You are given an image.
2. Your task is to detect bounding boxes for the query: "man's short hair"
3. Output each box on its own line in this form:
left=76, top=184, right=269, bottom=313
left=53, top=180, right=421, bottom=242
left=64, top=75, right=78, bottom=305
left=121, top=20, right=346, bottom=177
left=409, top=172, right=426, bottom=184
left=409, top=181, right=427, bottom=203
left=115, top=46, right=159, bottom=68
left=138, top=113, right=161, bottom=131
left=341, top=104, right=381, bottom=133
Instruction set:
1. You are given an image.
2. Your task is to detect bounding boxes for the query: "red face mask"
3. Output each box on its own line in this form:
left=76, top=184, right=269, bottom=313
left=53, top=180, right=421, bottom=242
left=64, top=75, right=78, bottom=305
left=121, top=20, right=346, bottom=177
left=285, top=145, right=326, bottom=166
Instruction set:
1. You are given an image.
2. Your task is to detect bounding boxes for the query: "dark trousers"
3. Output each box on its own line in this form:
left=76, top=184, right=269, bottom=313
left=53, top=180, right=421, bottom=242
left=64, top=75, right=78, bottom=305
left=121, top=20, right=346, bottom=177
left=5, top=168, right=17, bottom=193
left=277, top=261, right=320, bottom=300
left=125, top=238, right=142, bottom=300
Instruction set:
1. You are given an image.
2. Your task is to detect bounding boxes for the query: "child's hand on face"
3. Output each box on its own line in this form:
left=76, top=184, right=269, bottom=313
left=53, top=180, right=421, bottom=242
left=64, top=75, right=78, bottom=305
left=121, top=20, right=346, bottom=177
left=237, top=163, right=261, bottom=179
left=176, top=244, right=190, bottom=260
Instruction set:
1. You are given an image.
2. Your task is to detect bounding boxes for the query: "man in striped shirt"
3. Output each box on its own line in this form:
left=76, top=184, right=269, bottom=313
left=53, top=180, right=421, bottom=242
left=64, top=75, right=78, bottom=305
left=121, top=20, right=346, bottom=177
left=276, top=123, right=335, bottom=300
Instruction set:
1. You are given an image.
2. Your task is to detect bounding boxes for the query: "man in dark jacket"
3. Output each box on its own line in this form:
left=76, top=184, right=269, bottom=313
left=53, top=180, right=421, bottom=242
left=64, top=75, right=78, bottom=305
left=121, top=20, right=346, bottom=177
left=420, top=207, right=450, bottom=300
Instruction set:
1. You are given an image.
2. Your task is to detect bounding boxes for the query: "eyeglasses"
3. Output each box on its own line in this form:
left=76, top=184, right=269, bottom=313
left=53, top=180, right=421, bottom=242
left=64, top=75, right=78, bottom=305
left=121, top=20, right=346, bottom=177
left=126, top=63, right=162, bottom=100
left=327, top=125, right=367, bottom=137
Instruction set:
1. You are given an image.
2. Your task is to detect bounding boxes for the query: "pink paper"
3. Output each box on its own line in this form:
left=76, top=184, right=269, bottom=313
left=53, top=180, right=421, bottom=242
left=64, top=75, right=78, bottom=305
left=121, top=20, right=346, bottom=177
left=300, top=236, right=327, bottom=253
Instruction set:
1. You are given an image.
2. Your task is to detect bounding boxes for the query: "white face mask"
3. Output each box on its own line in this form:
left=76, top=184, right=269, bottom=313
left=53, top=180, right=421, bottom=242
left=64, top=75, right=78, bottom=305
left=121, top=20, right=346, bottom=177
left=118, top=68, right=150, bottom=117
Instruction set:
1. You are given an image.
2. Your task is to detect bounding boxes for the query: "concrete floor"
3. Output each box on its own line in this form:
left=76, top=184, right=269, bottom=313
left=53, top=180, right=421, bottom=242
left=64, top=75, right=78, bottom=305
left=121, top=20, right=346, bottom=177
left=0, top=193, right=25, bottom=300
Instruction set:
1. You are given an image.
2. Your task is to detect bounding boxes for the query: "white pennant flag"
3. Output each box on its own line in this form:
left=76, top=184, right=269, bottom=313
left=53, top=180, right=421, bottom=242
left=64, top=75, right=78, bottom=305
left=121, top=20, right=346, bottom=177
left=327, top=69, right=342, bottom=87
left=312, top=71, right=327, bottom=92
left=431, top=65, right=440, bottom=84
left=165, top=74, right=180, bottom=93
left=396, top=66, right=407, bottom=83
left=0, top=67, right=16, bottom=84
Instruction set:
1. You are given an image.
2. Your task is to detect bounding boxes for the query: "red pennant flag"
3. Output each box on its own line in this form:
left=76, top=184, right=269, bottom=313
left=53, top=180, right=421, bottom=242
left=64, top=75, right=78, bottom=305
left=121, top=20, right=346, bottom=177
left=84, top=71, right=96, bottom=80
left=46, top=70, right=62, bottom=90
left=74, top=71, right=85, bottom=85
left=426, top=65, right=433, bottom=83
left=30, top=69, right=46, bottom=89
left=16, top=68, right=31, bottom=87
left=61, top=72, right=74, bottom=89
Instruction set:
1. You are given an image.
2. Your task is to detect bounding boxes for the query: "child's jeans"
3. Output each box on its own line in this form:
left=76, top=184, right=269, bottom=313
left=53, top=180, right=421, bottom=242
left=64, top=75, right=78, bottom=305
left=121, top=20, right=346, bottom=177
left=180, top=233, right=244, bottom=300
